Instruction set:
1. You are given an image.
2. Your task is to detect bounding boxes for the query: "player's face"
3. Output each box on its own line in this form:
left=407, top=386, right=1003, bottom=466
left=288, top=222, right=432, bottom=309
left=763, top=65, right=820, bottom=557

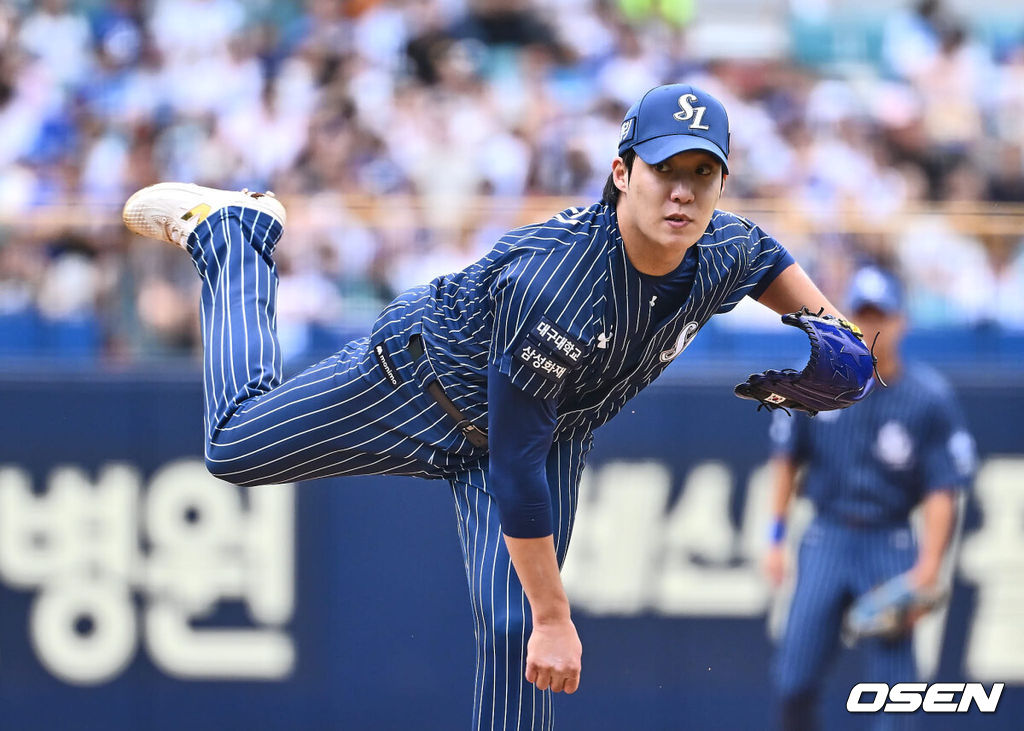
left=853, top=305, right=905, bottom=366
left=616, top=150, right=724, bottom=256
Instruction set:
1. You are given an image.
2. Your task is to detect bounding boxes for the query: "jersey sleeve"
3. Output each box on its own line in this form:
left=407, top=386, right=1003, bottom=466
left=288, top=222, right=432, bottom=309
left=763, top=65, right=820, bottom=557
left=489, top=250, right=590, bottom=400
left=487, top=363, right=557, bottom=538
left=920, top=389, right=976, bottom=492
left=716, top=224, right=795, bottom=314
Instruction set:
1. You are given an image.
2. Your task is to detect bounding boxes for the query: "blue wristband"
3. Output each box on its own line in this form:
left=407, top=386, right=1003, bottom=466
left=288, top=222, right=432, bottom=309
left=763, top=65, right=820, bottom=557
left=770, top=518, right=786, bottom=545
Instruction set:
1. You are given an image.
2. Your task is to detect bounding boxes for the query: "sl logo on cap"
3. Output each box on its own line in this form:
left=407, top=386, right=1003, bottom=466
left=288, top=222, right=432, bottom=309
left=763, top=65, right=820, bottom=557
left=673, top=93, right=710, bottom=131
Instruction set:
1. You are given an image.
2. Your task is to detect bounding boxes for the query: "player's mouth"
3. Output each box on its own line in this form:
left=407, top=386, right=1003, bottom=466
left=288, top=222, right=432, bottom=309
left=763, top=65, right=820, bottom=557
left=664, top=213, right=693, bottom=229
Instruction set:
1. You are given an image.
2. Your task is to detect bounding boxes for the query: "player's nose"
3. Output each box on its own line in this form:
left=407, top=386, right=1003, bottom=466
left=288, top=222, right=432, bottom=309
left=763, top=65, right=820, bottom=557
left=669, top=178, right=695, bottom=204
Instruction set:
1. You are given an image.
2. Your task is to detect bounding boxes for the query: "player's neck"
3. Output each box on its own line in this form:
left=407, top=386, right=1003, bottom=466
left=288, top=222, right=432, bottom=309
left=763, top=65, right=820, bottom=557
left=615, top=204, right=691, bottom=276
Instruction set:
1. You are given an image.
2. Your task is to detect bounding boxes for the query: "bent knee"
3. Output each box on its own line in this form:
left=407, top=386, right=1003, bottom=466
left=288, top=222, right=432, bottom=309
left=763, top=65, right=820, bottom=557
left=204, top=443, right=265, bottom=486
left=204, top=454, right=246, bottom=485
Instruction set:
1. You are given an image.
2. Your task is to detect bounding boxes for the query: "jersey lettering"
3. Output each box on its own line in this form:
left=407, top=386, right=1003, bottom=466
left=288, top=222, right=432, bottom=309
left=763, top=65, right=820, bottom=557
left=532, top=318, right=584, bottom=365
left=516, top=343, right=569, bottom=382
left=673, top=94, right=710, bottom=131
left=373, top=343, right=400, bottom=388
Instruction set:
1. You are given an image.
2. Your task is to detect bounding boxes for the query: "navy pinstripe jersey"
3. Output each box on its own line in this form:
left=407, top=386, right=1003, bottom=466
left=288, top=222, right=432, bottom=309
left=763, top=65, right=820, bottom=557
left=371, top=201, right=792, bottom=444
left=771, top=362, right=976, bottom=526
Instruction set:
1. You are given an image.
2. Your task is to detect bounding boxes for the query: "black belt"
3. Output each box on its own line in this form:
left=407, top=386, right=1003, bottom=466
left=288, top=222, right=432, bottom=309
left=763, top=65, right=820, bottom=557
left=408, top=335, right=488, bottom=449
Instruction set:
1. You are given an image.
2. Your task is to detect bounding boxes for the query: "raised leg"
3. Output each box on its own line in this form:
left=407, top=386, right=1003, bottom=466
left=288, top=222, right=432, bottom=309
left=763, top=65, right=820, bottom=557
left=190, top=206, right=445, bottom=484
left=189, top=205, right=284, bottom=441
left=123, top=184, right=444, bottom=485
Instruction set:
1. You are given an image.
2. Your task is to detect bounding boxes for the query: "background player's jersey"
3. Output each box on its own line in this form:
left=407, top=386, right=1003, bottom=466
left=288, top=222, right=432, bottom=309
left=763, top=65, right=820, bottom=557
left=371, top=201, right=791, bottom=445
left=771, top=362, right=976, bottom=526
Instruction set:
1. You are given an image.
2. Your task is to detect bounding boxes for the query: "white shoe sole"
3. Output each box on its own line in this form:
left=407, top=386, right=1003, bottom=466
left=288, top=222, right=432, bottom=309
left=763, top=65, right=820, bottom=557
left=122, top=182, right=286, bottom=249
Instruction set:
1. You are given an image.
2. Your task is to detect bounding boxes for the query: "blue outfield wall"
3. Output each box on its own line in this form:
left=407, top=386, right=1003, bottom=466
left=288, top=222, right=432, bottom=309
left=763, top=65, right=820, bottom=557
left=0, top=365, right=1022, bottom=730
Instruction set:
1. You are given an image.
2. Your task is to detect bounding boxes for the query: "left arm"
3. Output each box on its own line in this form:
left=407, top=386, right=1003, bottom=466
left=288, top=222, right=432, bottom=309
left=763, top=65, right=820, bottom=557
left=756, top=262, right=849, bottom=321
left=913, top=489, right=957, bottom=589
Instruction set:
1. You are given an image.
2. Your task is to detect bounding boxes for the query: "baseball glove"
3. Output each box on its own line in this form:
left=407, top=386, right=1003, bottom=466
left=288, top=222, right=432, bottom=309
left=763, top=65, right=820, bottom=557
left=734, top=307, right=879, bottom=416
left=842, top=572, right=947, bottom=645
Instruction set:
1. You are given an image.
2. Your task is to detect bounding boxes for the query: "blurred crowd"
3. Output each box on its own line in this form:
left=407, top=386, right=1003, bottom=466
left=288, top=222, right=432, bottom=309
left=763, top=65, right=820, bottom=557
left=1, top=0, right=1023, bottom=362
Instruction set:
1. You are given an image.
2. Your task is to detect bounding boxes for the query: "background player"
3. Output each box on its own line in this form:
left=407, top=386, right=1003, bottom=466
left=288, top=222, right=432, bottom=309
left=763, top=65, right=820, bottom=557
left=763, top=266, right=976, bottom=730
left=123, top=83, right=874, bottom=729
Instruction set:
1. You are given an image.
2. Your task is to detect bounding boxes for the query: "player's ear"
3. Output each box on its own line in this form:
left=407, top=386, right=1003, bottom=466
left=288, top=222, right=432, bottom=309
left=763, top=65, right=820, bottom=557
left=721, top=172, right=728, bottom=193
left=612, top=157, right=629, bottom=194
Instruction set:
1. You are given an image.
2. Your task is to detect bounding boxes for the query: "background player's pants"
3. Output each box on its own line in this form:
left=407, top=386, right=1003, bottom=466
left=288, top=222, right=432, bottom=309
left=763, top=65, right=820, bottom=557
left=189, top=205, right=588, bottom=729
left=774, top=517, right=917, bottom=731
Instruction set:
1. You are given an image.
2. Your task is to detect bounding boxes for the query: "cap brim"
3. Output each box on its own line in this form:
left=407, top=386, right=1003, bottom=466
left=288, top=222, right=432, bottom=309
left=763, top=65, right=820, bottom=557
left=633, top=135, right=729, bottom=172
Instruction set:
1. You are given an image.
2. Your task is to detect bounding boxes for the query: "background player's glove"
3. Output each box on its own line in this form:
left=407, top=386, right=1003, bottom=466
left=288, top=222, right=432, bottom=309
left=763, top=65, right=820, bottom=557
left=734, top=307, right=878, bottom=416
left=842, top=572, right=947, bottom=645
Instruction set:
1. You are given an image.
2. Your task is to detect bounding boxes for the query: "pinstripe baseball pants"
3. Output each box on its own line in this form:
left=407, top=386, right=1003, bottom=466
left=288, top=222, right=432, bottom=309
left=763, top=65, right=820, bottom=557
left=774, top=517, right=917, bottom=731
left=189, top=206, right=589, bottom=729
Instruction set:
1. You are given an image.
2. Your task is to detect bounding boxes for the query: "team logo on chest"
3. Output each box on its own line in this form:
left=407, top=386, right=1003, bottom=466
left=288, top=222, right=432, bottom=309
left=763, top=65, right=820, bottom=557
left=874, top=420, right=914, bottom=469
left=659, top=321, right=699, bottom=362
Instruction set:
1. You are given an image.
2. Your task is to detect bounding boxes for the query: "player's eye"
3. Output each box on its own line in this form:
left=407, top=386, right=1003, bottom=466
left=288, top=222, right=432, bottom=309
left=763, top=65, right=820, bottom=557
left=696, top=164, right=713, bottom=176
left=654, top=162, right=671, bottom=173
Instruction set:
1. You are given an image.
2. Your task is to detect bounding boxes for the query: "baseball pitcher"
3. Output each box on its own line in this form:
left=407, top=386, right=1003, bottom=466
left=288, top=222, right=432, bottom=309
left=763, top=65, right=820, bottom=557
left=124, top=84, right=876, bottom=729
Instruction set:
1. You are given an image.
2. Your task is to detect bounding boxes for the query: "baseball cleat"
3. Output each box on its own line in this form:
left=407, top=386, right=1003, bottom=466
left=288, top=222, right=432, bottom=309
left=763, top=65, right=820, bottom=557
left=122, top=183, right=286, bottom=250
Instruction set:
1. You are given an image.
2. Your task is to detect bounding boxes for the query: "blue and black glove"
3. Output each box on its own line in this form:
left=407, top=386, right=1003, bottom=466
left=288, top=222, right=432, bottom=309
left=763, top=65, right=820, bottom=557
left=734, top=307, right=879, bottom=416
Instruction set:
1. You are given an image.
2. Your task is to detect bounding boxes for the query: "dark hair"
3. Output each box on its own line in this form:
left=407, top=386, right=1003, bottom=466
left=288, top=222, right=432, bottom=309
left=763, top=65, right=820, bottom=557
left=601, top=148, right=637, bottom=206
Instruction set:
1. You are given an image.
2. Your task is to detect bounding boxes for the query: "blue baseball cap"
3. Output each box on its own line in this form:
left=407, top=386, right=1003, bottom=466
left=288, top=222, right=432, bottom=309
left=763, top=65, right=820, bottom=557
left=618, top=84, right=731, bottom=172
left=847, top=267, right=904, bottom=314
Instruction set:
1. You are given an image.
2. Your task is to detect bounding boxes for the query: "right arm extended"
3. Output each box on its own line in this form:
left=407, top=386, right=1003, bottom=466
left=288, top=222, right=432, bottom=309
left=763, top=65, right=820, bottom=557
left=488, top=364, right=582, bottom=694
left=503, top=535, right=582, bottom=693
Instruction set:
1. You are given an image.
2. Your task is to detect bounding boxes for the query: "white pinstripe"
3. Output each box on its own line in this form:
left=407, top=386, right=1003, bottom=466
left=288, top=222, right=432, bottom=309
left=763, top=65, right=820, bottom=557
left=475, top=484, right=488, bottom=731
